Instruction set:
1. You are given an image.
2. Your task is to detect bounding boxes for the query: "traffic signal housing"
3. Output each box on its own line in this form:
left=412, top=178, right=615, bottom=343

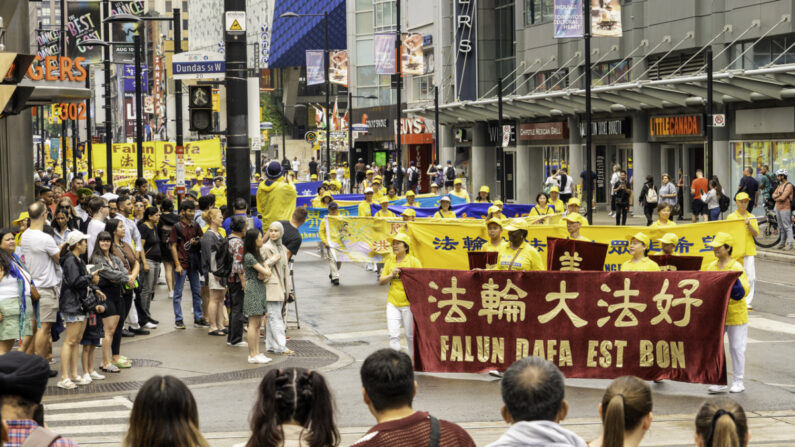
left=188, top=85, right=213, bottom=133
left=0, top=52, right=35, bottom=118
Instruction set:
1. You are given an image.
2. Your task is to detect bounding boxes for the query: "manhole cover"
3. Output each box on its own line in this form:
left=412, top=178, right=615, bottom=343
left=130, top=359, right=162, bottom=367
left=329, top=340, right=369, bottom=347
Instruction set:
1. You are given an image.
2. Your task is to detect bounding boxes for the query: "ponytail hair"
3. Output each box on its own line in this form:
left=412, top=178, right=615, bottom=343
left=695, top=397, right=747, bottom=447
left=600, top=376, right=653, bottom=447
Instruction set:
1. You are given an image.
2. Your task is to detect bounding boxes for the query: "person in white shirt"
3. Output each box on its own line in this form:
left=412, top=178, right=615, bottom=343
left=609, top=164, right=621, bottom=217
left=558, top=169, right=574, bottom=203
left=291, top=157, right=300, bottom=177
left=545, top=170, right=560, bottom=191
left=86, top=196, right=109, bottom=258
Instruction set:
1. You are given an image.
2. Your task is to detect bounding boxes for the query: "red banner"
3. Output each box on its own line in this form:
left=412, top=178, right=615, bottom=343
left=401, top=269, right=741, bottom=384
left=649, top=255, right=704, bottom=271
left=468, top=251, right=498, bottom=269
left=546, top=238, right=608, bottom=271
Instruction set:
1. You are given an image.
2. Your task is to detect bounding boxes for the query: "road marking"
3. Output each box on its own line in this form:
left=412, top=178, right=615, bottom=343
left=43, top=396, right=132, bottom=438
left=45, top=410, right=130, bottom=422
left=54, top=424, right=128, bottom=435
left=756, top=279, right=795, bottom=289
left=326, top=329, right=389, bottom=340
left=44, top=397, right=131, bottom=411
left=749, top=316, right=795, bottom=336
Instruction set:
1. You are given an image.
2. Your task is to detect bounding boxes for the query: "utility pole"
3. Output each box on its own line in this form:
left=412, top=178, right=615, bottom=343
left=395, top=0, right=402, bottom=168
left=434, top=85, right=439, bottom=166
left=348, top=90, right=354, bottom=192
left=324, top=11, right=330, bottom=173
left=584, top=0, right=593, bottom=224
left=134, top=34, right=144, bottom=178
left=706, top=47, right=713, bottom=179
left=224, top=0, right=250, bottom=208
left=174, top=8, right=183, bottom=205
left=86, top=74, right=93, bottom=178
left=103, top=0, right=113, bottom=186
left=497, top=77, right=504, bottom=200
left=61, top=0, right=68, bottom=181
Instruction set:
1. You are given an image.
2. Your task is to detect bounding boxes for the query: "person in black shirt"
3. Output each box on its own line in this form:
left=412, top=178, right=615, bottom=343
left=137, top=206, right=161, bottom=328
left=737, top=167, right=760, bottom=212
left=308, top=157, right=318, bottom=176
left=613, top=171, right=632, bottom=225
left=279, top=208, right=308, bottom=261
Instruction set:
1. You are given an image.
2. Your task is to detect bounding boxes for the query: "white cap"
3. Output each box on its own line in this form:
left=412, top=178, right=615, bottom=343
left=65, top=230, right=90, bottom=246
left=364, top=187, right=374, bottom=194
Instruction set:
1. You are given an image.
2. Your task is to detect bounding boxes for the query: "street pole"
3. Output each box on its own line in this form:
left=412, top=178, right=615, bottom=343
left=224, top=0, right=250, bottom=208
left=395, top=0, right=402, bottom=169
left=61, top=0, right=68, bottom=181
left=706, top=47, right=713, bottom=179
left=434, top=85, right=439, bottom=166
left=497, top=77, right=504, bottom=200
left=348, top=90, right=354, bottom=192
left=584, top=0, right=593, bottom=224
left=72, top=117, right=78, bottom=178
left=134, top=34, right=144, bottom=178
left=324, top=11, right=330, bottom=174
left=174, top=8, right=183, bottom=206
left=86, top=74, right=93, bottom=179
left=282, top=101, right=286, bottom=161
left=103, top=0, right=113, bottom=187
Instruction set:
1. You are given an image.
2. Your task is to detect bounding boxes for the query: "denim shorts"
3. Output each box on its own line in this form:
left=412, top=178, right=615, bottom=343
left=63, top=313, right=87, bottom=323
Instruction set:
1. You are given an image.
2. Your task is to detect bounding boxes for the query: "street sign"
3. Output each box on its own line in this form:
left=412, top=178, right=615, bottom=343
left=712, top=114, right=726, bottom=127
left=305, top=131, right=317, bottom=144
left=260, top=121, right=273, bottom=130
left=175, top=144, right=186, bottom=192
left=225, top=11, right=246, bottom=33
left=172, top=52, right=226, bottom=80
left=502, top=125, right=511, bottom=148
left=352, top=123, right=369, bottom=132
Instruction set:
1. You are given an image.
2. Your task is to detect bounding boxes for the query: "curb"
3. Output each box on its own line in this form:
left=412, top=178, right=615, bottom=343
left=756, top=249, right=795, bottom=263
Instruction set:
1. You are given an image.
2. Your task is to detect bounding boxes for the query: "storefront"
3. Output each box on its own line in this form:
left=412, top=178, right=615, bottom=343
left=581, top=117, right=633, bottom=204
left=648, top=113, right=705, bottom=215
left=518, top=121, right=570, bottom=198
left=351, top=105, right=397, bottom=168
left=401, top=116, right=435, bottom=192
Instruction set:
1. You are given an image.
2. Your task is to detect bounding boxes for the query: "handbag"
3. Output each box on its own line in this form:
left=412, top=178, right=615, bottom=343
left=29, top=284, right=41, bottom=301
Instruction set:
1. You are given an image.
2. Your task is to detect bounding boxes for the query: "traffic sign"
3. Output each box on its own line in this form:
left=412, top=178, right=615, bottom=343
left=502, top=125, right=511, bottom=148
left=172, top=52, right=226, bottom=80
left=352, top=123, right=369, bottom=132
left=712, top=114, right=726, bottom=127
left=260, top=122, right=273, bottom=130
left=305, top=131, right=317, bottom=143
left=225, top=11, right=246, bottom=33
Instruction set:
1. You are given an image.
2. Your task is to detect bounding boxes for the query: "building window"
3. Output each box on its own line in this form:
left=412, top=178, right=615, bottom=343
left=645, top=51, right=702, bottom=79
left=496, top=1, right=516, bottom=84
left=592, top=60, right=632, bottom=86
left=357, top=12, right=374, bottom=34
left=730, top=34, right=795, bottom=69
left=528, top=69, right=568, bottom=92
left=374, top=0, right=396, bottom=33
left=524, top=0, right=553, bottom=26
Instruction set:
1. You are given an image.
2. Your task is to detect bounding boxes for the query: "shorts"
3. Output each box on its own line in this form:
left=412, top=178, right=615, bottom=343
left=208, top=274, right=226, bottom=291
left=692, top=199, right=707, bottom=216
left=99, top=294, right=121, bottom=318
left=63, top=312, right=87, bottom=323
left=38, top=287, right=59, bottom=323
left=80, top=338, right=102, bottom=347
left=0, top=298, right=21, bottom=341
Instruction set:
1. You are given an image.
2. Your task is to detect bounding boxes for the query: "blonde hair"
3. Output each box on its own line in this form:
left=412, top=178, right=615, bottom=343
left=204, top=208, right=222, bottom=225
left=600, top=376, right=652, bottom=447
left=695, top=397, right=747, bottom=447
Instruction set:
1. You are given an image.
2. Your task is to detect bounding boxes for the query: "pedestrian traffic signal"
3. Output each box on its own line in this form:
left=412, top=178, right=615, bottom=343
left=188, top=85, right=213, bottom=133
left=0, top=52, right=36, bottom=118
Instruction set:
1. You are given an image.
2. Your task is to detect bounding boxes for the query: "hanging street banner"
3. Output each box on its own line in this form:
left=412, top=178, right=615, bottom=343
left=123, top=64, right=148, bottom=92
left=329, top=50, right=349, bottom=86
left=401, top=269, right=739, bottom=383
left=374, top=34, right=395, bottom=74
left=554, top=0, right=584, bottom=38
left=306, top=50, right=326, bottom=86
left=90, top=138, right=223, bottom=173
left=172, top=52, right=226, bottom=80
left=66, top=1, right=103, bottom=63
left=110, top=1, right=145, bottom=63
left=402, top=33, right=425, bottom=75
left=591, top=0, right=623, bottom=37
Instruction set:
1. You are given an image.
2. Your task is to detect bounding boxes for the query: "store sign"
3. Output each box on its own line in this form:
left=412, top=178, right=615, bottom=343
left=520, top=121, right=569, bottom=141
left=455, top=0, right=477, bottom=101
left=401, top=117, right=434, bottom=135
left=26, top=56, right=88, bottom=82
left=649, top=114, right=703, bottom=138
left=579, top=118, right=631, bottom=138
left=488, top=123, right=516, bottom=146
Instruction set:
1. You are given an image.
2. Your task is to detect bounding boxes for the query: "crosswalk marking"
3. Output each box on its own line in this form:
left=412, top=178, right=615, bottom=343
left=749, top=316, right=795, bottom=336
left=44, top=410, right=130, bottom=422
left=43, top=396, right=132, bottom=440
left=44, top=396, right=132, bottom=411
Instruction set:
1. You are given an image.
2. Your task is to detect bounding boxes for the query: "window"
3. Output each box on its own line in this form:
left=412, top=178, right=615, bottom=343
left=496, top=1, right=516, bottom=84
left=374, top=0, right=396, bottom=33
left=356, top=39, right=374, bottom=66
left=592, top=60, right=632, bottom=86
left=524, top=0, right=553, bottom=26
left=356, top=0, right=374, bottom=9
left=357, top=12, right=373, bottom=34
left=528, top=69, right=568, bottom=92
left=358, top=65, right=378, bottom=87
left=645, top=51, right=701, bottom=79
left=730, top=34, right=795, bottom=69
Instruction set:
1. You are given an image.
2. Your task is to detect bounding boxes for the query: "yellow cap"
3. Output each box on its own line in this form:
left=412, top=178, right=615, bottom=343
left=485, top=217, right=503, bottom=228
left=390, top=232, right=412, bottom=247
left=488, top=205, right=500, bottom=215
left=402, top=208, right=416, bottom=217
left=628, top=232, right=651, bottom=247
left=503, top=223, right=522, bottom=232
left=373, top=178, right=381, bottom=185
left=322, top=181, right=330, bottom=186
left=567, top=197, right=581, bottom=207
left=366, top=169, right=373, bottom=175
left=480, top=185, right=489, bottom=193
left=494, top=200, right=504, bottom=207
left=430, top=183, right=439, bottom=188
left=562, top=213, right=587, bottom=225
left=454, top=178, right=463, bottom=185
left=440, top=195, right=451, bottom=202
left=329, top=170, right=337, bottom=176
left=321, top=191, right=333, bottom=199
left=657, top=233, right=679, bottom=246
left=310, top=174, right=318, bottom=180
left=707, top=232, right=735, bottom=248
left=735, top=192, right=750, bottom=202
left=374, top=175, right=382, bottom=181
left=13, top=211, right=29, bottom=225
left=332, top=180, right=342, bottom=189
left=406, top=190, right=415, bottom=197
left=379, top=197, right=390, bottom=205
left=549, top=186, right=559, bottom=193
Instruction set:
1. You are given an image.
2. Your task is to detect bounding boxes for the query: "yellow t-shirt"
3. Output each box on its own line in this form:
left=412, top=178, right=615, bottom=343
left=530, top=205, right=554, bottom=216
left=704, top=259, right=750, bottom=326
left=190, top=182, right=202, bottom=196
left=621, top=257, right=661, bottom=272
left=650, top=219, right=677, bottom=228
left=434, top=209, right=456, bottom=219
left=485, top=240, right=507, bottom=252
left=494, top=242, right=543, bottom=271
left=382, top=254, right=422, bottom=307
left=311, top=197, right=325, bottom=208
left=405, top=201, right=417, bottom=208
left=318, top=216, right=340, bottom=245
left=358, top=201, right=373, bottom=217
left=726, top=210, right=759, bottom=257
left=375, top=209, right=396, bottom=218
left=209, top=186, right=227, bottom=208
left=202, top=225, right=227, bottom=238
left=450, top=189, right=470, bottom=203
left=548, top=199, right=563, bottom=213
left=372, top=189, right=384, bottom=200
left=489, top=212, right=507, bottom=220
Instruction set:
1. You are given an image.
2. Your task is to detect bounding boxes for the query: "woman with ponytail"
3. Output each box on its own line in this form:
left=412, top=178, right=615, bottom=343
left=246, top=367, right=340, bottom=447
left=590, top=376, right=653, bottom=447
left=695, top=397, right=749, bottom=447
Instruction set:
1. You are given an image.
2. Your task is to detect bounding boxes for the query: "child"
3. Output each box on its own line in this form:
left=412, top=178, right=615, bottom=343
left=81, top=309, right=106, bottom=381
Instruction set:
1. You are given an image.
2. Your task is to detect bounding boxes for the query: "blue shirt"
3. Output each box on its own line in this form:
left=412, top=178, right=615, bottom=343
left=223, top=213, right=263, bottom=235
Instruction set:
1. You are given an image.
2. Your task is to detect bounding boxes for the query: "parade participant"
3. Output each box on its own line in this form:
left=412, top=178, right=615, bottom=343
left=375, top=197, right=395, bottom=218
left=622, top=233, right=661, bottom=271
left=320, top=191, right=334, bottom=208
left=589, top=377, right=653, bottom=447
left=450, top=178, right=471, bottom=203
left=190, top=168, right=204, bottom=198
left=657, top=233, right=679, bottom=255
left=493, top=224, right=543, bottom=271
left=341, top=161, right=350, bottom=192
left=209, top=176, right=227, bottom=208
left=548, top=186, right=563, bottom=213
left=651, top=203, right=677, bottom=228
left=328, top=179, right=339, bottom=194
left=562, top=213, right=590, bottom=241
left=705, top=232, right=750, bottom=393
left=727, top=192, right=758, bottom=309
left=404, top=190, right=417, bottom=207
left=261, top=221, right=292, bottom=355
left=529, top=192, right=554, bottom=223
left=485, top=218, right=507, bottom=252
left=169, top=201, right=206, bottom=330
left=372, top=177, right=384, bottom=200
left=401, top=208, right=416, bottom=222
left=319, top=202, right=342, bottom=285
left=311, top=185, right=327, bottom=208
left=434, top=196, right=456, bottom=218
left=475, top=186, right=491, bottom=202
left=386, top=185, right=399, bottom=201
left=430, top=182, right=440, bottom=195
left=565, top=197, right=581, bottom=216
left=485, top=205, right=503, bottom=220
left=492, top=200, right=507, bottom=218
left=310, top=173, right=318, bottom=181
left=694, top=397, right=749, bottom=447
left=362, top=169, right=375, bottom=191
left=359, top=188, right=375, bottom=217
left=256, top=160, right=298, bottom=230
left=378, top=233, right=421, bottom=357
left=242, top=229, right=272, bottom=364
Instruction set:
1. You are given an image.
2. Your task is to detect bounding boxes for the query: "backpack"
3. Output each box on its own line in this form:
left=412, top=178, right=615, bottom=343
left=446, top=166, right=456, bottom=181
left=408, top=167, right=419, bottom=183
left=718, top=193, right=730, bottom=212
left=212, top=236, right=235, bottom=278
left=645, top=185, right=658, bottom=204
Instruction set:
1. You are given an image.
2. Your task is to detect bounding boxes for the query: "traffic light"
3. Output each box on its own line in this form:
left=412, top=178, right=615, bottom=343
left=0, top=52, right=35, bottom=118
left=188, top=85, right=213, bottom=133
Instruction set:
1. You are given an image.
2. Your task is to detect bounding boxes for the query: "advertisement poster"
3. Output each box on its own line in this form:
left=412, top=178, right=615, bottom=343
left=66, top=1, right=103, bottom=63
left=305, top=50, right=325, bottom=86
left=374, top=34, right=395, bottom=75
left=591, top=0, right=622, bottom=37
left=401, top=33, right=425, bottom=75
left=329, top=50, right=349, bottom=86
left=35, top=29, right=61, bottom=59
left=110, top=1, right=146, bottom=63
left=554, top=0, right=583, bottom=38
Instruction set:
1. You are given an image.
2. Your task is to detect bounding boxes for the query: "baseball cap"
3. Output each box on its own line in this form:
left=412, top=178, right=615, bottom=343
left=366, top=169, right=373, bottom=175
left=567, top=197, right=581, bottom=207
left=480, top=185, right=489, bottom=193
left=65, top=230, right=90, bottom=246
left=364, top=187, right=374, bottom=194
left=562, top=213, right=587, bottom=225
left=657, top=233, right=679, bottom=246
left=454, top=178, right=463, bottom=185
left=628, top=232, right=651, bottom=247
left=405, top=190, right=415, bottom=197
left=735, top=192, right=750, bottom=202
left=485, top=217, right=503, bottom=228
left=494, top=200, right=504, bottom=207
left=402, top=208, right=416, bottom=217
left=390, top=232, right=412, bottom=247
left=440, top=195, right=451, bottom=202
left=707, top=232, right=734, bottom=248
left=379, top=197, right=389, bottom=205
left=488, top=205, right=500, bottom=215
left=503, top=223, right=522, bottom=232
left=549, top=186, right=560, bottom=193
left=327, top=201, right=339, bottom=210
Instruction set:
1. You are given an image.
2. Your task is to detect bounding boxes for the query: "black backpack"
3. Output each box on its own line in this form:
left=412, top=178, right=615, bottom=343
left=408, top=167, right=418, bottom=183
left=212, top=235, right=236, bottom=278
left=446, top=167, right=456, bottom=181
left=718, top=193, right=730, bottom=212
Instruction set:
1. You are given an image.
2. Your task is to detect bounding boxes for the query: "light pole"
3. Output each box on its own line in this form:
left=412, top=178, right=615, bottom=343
left=279, top=10, right=330, bottom=170
left=348, top=92, right=377, bottom=193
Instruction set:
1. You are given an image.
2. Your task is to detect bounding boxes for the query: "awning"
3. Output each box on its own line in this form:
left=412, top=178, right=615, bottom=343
left=18, top=79, right=91, bottom=107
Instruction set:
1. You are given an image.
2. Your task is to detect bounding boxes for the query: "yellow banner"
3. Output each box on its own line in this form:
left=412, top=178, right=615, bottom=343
left=90, top=138, right=223, bottom=174
left=329, top=217, right=749, bottom=271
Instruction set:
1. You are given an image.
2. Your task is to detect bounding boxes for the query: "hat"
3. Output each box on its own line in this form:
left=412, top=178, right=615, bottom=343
left=410, top=161, right=415, bottom=165
left=406, top=190, right=415, bottom=197
left=186, top=190, right=200, bottom=199
left=373, top=178, right=382, bottom=185
left=322, top=180, right=330, bottom=186
left=402, top=208, right=416, bottom=217
left=379, top=197, right=390, bottom=205
left=735, top=192, right=750, bottom=202
left=65, top=230, right=90, bottom=247
left=310, top=174, right=318, bottom=180
left=447, top=160, right=452, bottom=164
left=430, top=183, right=439, bottom=188
left=374, top=175, right=383, bottom=181
left=485, top=217, right=504, bottom=228
left=494, top=200, right=504, bottom=207
left=265, top=160, right=283, bottom=180
left=503, top=223, right=522, bottom=232
left=480, top=185, right=490, bottom=193
left=567, top=197, right=581, bottom=207
left=87, top=178, right=96, bottom=184
left=12, top=211, right=29, bottom=225
left=214, top=176, right=224, bottom=182
left=366, top=169, right=373, bottom=175
left=0, top=351, right=51, bottom=403
left=327, top=201, right=339, bottom=210
left=488, top=205, right=500, bottom=215
left=454, top=178, right=463, bottom=185
left=657, top=233, right=679, bottom=246
left=321, top=191, right=333, bottom=200
left=549, top=186, right=560, bottom=193
left=390, top=232, right=412, bottom=247
left=195, top=167, right=202, bottom=172
left=562, top=213, right=587, bottom=225
left=101, top=193, right=118, bottom=201
left=707, top=232, right=735, bottom=248
left=364, top=187, right=374, bottom=194
left=332, top=180, right=342, bottom=190
left=329, top=170, right=337, bottom=176
left=628, top=232, right=651, bottom=247
left=77, top=188, right=94, bottom=198
left=440, top=195, right=451, bottom=202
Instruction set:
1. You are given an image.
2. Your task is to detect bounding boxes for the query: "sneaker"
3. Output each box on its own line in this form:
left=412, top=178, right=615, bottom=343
left=255, top=353, right=273, bottom=363
left=149, top=318, right=160, bottom=325
left=194, top=318, right=210, bottom=328
left=73, top=375, right=91, bottom=385
left=175, top=320, right=186, bottom=329
left=729, top=382, right=745, bottom=393
left=708, top=385, right=728, bottom=394
left=128, top=326, right=150, bottom=335
left=89, top=371, right=106, bottom=380
left=168, top=291, right=174, bottom=299
left=248, top=354, right=272, bottom=364
left=144, top=322, right=158, bottom=329
left=57, top=379, right=77, bottom=390
left=227, top=341, right=248, bottom=348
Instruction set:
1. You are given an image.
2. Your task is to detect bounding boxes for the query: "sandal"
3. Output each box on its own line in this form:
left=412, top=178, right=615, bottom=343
left=99, top=364, right=121, bottom=373
left=282, top=349, right=295, bottom=356
left=57, top=378, right=77, bottom=390
left=208, top=329, right=225, bottom=336
left=112, top=359, right=132, bottom=369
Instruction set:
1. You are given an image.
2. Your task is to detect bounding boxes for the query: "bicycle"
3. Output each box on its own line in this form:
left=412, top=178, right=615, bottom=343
left=754, top=199, right=795, bottom=248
